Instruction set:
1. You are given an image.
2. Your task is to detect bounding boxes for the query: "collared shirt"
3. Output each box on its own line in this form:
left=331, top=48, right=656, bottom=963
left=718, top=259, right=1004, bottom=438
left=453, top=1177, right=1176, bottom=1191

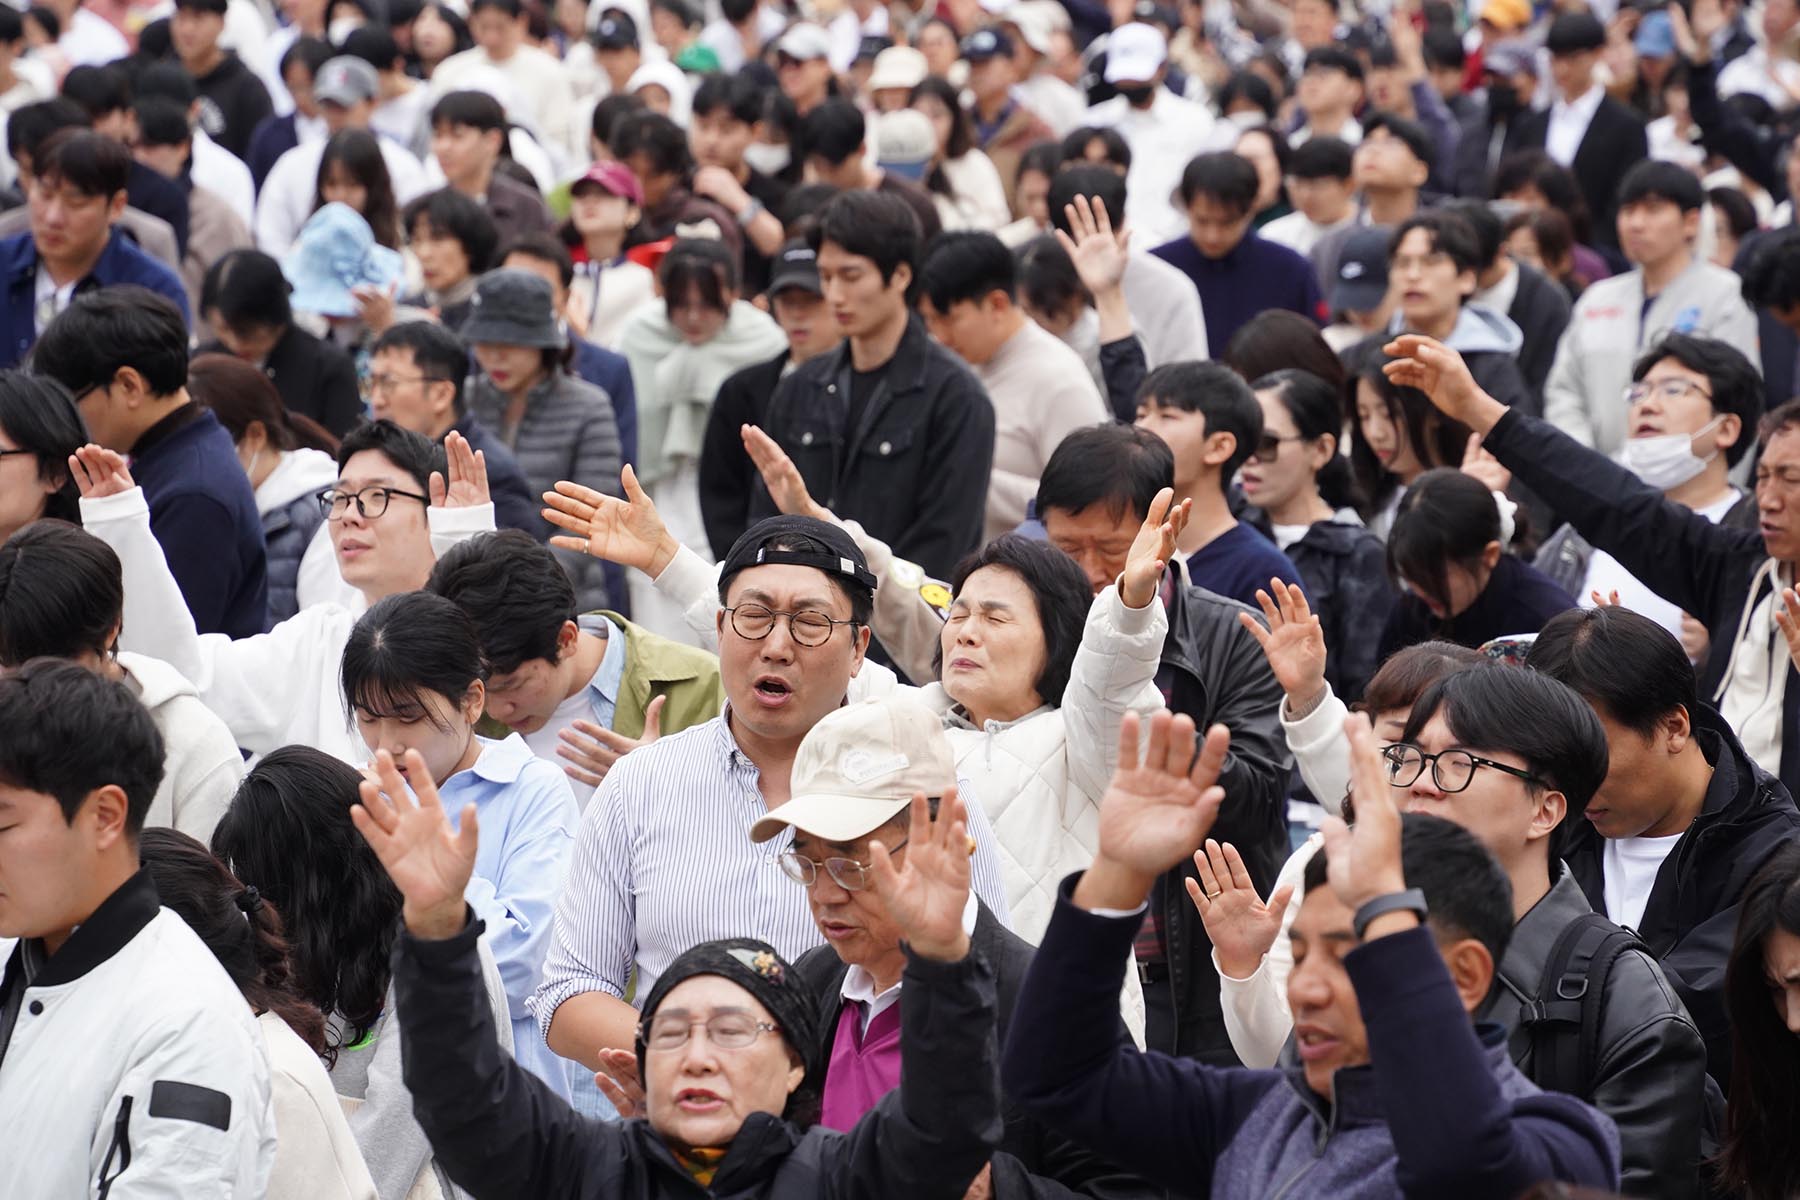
left=529, top=713, right=1011, bottom=1037
left=1546, top=85, right=1605, bottom=167
left=1473, top=259, right=1522, bottom=320
left=840, top=892, right=979, bottom=1035
left=522, top=614, right=625, bottom=766
left=440, top=733, right=580, bottom=1098
left=32, top=264, right=74, bottom=336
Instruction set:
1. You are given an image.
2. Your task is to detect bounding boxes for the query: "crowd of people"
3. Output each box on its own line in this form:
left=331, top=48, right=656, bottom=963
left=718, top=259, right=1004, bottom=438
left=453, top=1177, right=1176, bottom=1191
left=8, top=0, right=1800, bottom=1194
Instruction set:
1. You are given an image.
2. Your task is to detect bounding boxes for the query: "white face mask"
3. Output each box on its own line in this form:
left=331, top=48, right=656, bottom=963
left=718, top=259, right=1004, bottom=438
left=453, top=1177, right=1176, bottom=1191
left=743, top=141, right=791, bottom=177
left=1622, top=415, right=1725, bottom=492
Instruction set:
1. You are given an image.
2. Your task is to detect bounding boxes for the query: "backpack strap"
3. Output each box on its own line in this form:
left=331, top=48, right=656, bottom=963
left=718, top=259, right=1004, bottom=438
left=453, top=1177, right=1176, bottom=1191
left=1520, top=912, right=1646, bottom=1099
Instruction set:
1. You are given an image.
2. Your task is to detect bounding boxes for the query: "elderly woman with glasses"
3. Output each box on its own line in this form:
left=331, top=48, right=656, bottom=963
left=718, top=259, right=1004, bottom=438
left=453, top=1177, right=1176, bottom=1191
left=350, top=740, right=1003, bottom=1199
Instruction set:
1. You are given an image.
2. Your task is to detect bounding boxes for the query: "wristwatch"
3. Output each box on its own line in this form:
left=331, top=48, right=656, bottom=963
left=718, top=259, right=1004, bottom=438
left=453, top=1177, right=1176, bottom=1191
left=1352, top=888, right=1428, bottom=940
left=737, top=197, right=765, bottom=227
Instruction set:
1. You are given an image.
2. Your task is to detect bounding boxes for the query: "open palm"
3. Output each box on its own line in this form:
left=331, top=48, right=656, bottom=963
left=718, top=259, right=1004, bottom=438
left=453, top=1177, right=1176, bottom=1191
left=543, top=465, right=677, bottom=578
left=1097, top=711, right=1229, bottom=878
left=743, top=424, right=829, bottom=521
left=1239, top=581, right=1327, bottom=702
left=430, top=431, right=490, bottom=509
left=867, top=788, right=974, bottom=963
left=1188, top=839, right=1294, bottom=978
left=351, top=749, right=478, bottom=934
left=1055, top=193, right=1130, bottom=296
left=1120, top=487, right=1189, bottom=608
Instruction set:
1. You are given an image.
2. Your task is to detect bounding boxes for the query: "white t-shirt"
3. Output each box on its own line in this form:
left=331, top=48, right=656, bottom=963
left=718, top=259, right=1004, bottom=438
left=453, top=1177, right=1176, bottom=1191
left=34, top=264, right=76, bottom=336
left=1603, top=832, right=1684, bottom=931
left=1579, top=489, right=1740, bottom=642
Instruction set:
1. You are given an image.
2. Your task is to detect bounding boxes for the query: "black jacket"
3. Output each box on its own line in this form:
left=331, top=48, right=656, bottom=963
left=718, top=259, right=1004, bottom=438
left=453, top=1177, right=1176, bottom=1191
left=395, top=913, right=1002, bottom=1199
left=1152, top=561, right=1293, bottom=1063
left=193, top=52, right=274, bottom=160
left=202, top=324, right=363, bottom=437
left=1508, top=98, right=1648, bottom=251
left=1508, top=262, right=1572, bottom=399
left=794, top=903, right=1158, bottom=1200
left=1377, top=552, right=1575, bottom=659
left=1449, top=99, right=1520, bottom=199
left=752, top=317, right=996, bottom=580
left=1257, top=517, right=1395, bottom=703
left=1480, top=872, right=1710, bottom=1199
left=1480, top=407, right=1800, bottom=798
left=1563, top=706, right=1800, bottom=1086
left=701, top=349, right=790, bottom=559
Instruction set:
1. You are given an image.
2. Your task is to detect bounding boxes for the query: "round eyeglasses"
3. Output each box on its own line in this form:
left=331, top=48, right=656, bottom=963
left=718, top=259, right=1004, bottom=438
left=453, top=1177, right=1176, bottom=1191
left=724, top=603, right=859, bottom=647
left=318, top=485, right=430, bottom=521
left=776, top=839, right=908, bottom=891
left=642, top=1012, right=782, bottom=1053
left=1381, top=743, right=1544, bottom=793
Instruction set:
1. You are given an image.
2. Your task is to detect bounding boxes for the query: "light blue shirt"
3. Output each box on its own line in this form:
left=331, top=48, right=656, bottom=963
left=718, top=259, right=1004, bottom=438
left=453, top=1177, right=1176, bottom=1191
left=583, top=613, right=625, bottom=732
left=443, top=732, right=580, bottom=1099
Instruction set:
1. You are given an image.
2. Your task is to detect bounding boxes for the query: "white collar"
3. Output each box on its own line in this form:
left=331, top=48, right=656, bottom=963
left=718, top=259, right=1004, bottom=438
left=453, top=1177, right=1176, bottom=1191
left=1553, top=84, right=1605, bottom=122
left=839, top=892, right=980, bottom=1005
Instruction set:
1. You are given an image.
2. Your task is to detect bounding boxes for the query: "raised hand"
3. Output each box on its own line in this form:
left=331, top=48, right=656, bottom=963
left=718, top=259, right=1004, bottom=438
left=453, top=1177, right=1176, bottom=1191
left=1187, top=839, right=1295, bottom=979
left=349, top=749, right=479, bottom=940
left=351, top=283, right=397, bottom=335
left=556, top=695, right=665, bottom=789
left=1092, top=711, right=1229, bottom=882
left=69, top=444, right=135, bottom=499
left=742, top=425, right=830, bottom=521
left=867, top=788, right=974, bottom=963
left=1381, top=335, right=1504, bottom=434
left=1054, top=193, right=1131, bottom=299
left=594, top=1048, right=646, bottom=1119
left=1238, top=580, right=1328, bottom=710
left=543, top=465, right=680, bottom=578
left=430, top=431, right=490, bottom=509
left=1119, top=486, right=1189, bottom=608
left=1461, top=433, right=1512, bottom=493
left=1320, top=714, right=1408, bottom=917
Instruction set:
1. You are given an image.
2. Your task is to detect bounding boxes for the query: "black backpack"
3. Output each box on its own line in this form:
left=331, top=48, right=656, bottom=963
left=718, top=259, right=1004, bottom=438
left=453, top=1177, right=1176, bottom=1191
left=1519, top=912, right=1645, bottom=1099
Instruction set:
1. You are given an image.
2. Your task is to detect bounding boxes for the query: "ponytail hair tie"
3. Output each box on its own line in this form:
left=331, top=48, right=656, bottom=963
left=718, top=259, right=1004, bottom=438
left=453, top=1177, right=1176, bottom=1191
left=235, top=886, right=264, bottom=915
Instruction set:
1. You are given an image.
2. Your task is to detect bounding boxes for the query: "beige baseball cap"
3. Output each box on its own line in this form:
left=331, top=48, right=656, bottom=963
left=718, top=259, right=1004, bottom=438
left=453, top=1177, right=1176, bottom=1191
left=749, top=694, right=955, bottom=844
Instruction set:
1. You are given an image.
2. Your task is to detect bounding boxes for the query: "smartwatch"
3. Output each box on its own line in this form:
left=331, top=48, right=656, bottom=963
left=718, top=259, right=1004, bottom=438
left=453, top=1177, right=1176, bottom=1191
left=1352, top=888, right=1428, bottom=940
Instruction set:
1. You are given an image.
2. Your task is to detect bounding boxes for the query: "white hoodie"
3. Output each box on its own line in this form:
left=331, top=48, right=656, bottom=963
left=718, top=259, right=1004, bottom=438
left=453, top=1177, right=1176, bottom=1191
left=119, top=650, right=246, bottom=842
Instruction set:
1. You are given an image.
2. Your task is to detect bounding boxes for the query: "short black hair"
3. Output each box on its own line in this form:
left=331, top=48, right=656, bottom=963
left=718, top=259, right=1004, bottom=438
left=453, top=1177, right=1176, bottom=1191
left=403, top=187, right=499, bottom=273
left=201, top=249, right=293, bottom=332
left=60, top=64, right=131, bottom=118
left=1709, top=186, right=1759, bottom=243
left=427, top=530, right=575, bottom=675
left=135, top=61, right=199, bottom=107
left=1216, top=69, right=1278, bottom=121
left=280, top=34, right=334, bottom=80
left=810, top=189, right=921, bottom=289
left=467, top=0, right=521, bottom=15
left=1177, top=151, right=1259, bottom=215
left=0, top=520, right=121, bottom=664
left=334, top=418, right=443, bottom=494
left=1630, top=333, right=1764, bottom=467
left=342, top=591, right=487, bottom=730
left=1301, top=812, right=1514, bottom=979
left=501, top=230, right=575, bottom=289
left=948, top=534, right=1092, bottom=706
left=0, top=5, right=21, bottom=42
left=340, top=23, right=401, bottom=69
left=34, top=127, right=128, bottom=198
left=1492, top=150, right=1593, bottom=243
left=659, top=236, right=740, bottom=310
left=692, top=71, right=763, bottom=124
left=1018, top=139, right=1062, bottom=182
left=32, top=286, right=189, bottom=399
left=0, top=373, right=84, bottom=524
left=610, top=110, right=691, bottom=178
left=1139, top=361, right=1263, bottom=490
left=371, top=321, right=468, bottom=416
left=1438, top=199, right=1504, bottom=268
left=795, top=97, right=865, bottom=167
left=1741, top=226, right=1800, bottom=312
left=1058, top=124, right=1131, bottom=170
left=1362, top=110, right=1436, bottom=168
left=1303, top=45, right=1365, bottom=82
left=920, top=230, right=1015, bottom=310
left=1390, top=210, right=1482, bottom=276
left=1225, top=309, right=1346, bottom=393
left=1015, top=235, right=1086, bottom=325
left=1530, top=605, right=1700, bottom=740
left=0, top=658, right=164, bottom=831
left=1288, top=135, right=1354, bottom=181
left=1400, top=662, right=1611, bottom=852
left=429, top=88, right=507, bottom=135
left=1617, top=158, right=1706, bottom=214
left=133, top=96, right=191, bottom=149
left=1037, top=423, right=1172, bottom=525
left=591, top=93, right=643, bottom=152
left=1047, top=165, right=1127, bottom=235
left=1385, top=468, right=1500, bottom=614
left=6, top=97, right=87, bottom=163
left=1422, top=25, right=1465, bottom=70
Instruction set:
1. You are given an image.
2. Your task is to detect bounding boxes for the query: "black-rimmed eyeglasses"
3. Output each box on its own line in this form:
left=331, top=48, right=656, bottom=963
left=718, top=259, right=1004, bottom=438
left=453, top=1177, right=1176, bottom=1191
left=724, top=603, right=859, bottom=647
left=318, top=486, right=430, bottom=521
left=1381, top=743, right=1543, bottom=793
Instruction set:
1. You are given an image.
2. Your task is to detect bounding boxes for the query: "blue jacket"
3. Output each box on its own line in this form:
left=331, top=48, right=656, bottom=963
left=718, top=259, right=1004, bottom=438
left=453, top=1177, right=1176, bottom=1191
left=1003, top=877, right=1621, bottom=1199
left=1149, top=232, right=1325, bottom=355
left=1, top=229, right=191, bottom=368
left=571, top=335, right=638, bottom=469
left=131, top=407, right=270, bottom=638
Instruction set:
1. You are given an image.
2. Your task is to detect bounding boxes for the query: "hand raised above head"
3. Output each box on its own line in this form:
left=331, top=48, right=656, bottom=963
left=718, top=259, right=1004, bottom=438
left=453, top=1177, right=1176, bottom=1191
left=431, top=431, right=490, bottom=509
left=350, top=748, right=479, bottom=940
left=867, top=788, right=974, bottom=963
left=543, top=465, right=679, bottom=578
left=1119, top=486, right=1189, bottom=609
left=1239, top=580, right=1327, bottom=708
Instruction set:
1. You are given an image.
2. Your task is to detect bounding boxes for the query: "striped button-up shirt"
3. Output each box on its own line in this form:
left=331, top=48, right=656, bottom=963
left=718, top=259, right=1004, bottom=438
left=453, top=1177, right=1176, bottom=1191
left=529, top=712, right=1010, bottom=1040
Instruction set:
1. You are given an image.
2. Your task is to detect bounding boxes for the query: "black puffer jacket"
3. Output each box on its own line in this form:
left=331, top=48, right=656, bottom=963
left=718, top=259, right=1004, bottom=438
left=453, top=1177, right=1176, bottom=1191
left=1564, top=706, right=1800, bottom=1086
left=1269, top=518, right=1395, bottom=704
left=396, top=915, right=1002, bottom=1199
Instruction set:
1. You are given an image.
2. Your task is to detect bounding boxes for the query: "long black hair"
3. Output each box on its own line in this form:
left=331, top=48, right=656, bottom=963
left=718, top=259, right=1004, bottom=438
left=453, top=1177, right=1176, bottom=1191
left=140, top=827, right=331, bottom=1057
left=1349, top=362, right=1471, bottom=520
left=341, top=590, right=488, bottom=732
left=210, top=746, right=402, bottom=1061
left=909, top=74, right=974, bottom=201
left=0, top=371, right=85, bottom=528
left=1252, top=368, right=1359, bottom=511
left=941, top=534, right=1093, bottom=709
left=1386, top=468, right=1501, bottom=616
left=315, top=128, right=401, bottom=249
left=1720, top=842, right=1800, bottom=1199
left=189, top=353, right=338, bottom=454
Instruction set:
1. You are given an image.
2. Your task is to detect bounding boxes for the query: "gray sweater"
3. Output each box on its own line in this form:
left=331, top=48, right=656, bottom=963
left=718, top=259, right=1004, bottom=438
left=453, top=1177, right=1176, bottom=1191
left=468, top=367, right=622, bottom=609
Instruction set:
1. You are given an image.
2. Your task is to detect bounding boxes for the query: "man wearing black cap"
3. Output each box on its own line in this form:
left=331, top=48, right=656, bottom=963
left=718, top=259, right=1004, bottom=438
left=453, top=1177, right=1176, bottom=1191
left=964, top=27, right=1054, bottom=205
left=701, top=240, right=843, bottom=558
left=529, top=511, right=1010, bottom=1096
left=1509, top=11, right=1647, bottom=251
left=592, top=10, right=643, bottom=97
left=1449, top=39, right=1538, bottom=200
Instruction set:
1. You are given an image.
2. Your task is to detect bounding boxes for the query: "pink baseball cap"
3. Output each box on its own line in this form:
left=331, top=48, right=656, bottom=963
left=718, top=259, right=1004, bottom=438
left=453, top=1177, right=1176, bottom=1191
left=572, top=160, right=644, bottom=207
